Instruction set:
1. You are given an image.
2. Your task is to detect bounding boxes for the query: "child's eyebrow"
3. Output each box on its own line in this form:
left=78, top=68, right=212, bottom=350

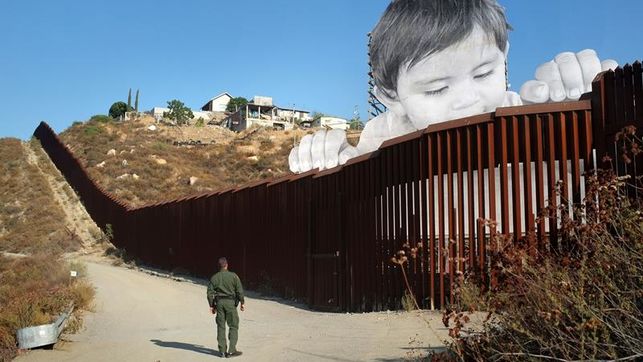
left=413, top=76, right=451, bottom=87
left=472, top=54, right=500, bottom=72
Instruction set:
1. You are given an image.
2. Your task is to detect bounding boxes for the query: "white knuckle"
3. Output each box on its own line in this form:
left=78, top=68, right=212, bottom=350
left=554, top=52, right=577, bottom=64
left=549, top=81, right=566, bottom=102
left=576, top=49, right=597, bottom=59
left=601, top=59, right=619, bottom=71
left=519, top=80, right=549, bottom=103
left=535, top=61, right=561, bottom=82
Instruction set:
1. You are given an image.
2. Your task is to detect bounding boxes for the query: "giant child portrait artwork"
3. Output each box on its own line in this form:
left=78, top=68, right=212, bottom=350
left=288, top=0, right=618, bottom=174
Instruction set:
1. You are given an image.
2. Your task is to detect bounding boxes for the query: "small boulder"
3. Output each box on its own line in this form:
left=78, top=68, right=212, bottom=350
left=116, top=173, right=130, bottom=180
left=122, top=159, right=128, bottom=166
left=96, top=161, right=106, bottom=168
left=132, top=174, right=140, bottom=180
left=247, top=155, right=259, bottom=162
left=107, top=149, right=116, bottom=156
left=148, top=125, right=157, bottom=131
left=188, top=176, right=198, bottom=186
left=155, top=158, right=167, bottom=165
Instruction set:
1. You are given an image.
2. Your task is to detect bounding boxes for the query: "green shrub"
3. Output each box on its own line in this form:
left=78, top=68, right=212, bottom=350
left=83, top=125, right=103, bottom=136
left=89, top=115, right=114, bottom=123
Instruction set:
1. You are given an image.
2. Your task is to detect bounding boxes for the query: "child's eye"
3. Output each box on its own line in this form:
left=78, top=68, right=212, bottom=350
left=425, top=86, right=448, bottom=96
left=474, top=70, right=494, bottom=79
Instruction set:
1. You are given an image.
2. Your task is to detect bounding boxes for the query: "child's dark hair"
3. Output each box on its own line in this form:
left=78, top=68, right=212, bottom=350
left=370, top=0, right=511, bottom=95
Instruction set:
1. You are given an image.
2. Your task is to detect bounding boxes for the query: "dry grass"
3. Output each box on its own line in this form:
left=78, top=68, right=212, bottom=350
left=440, top=169, right=643, bottom=361
left=57, top=116, right=327, bottom=207
left=0, top=138, right=94, bottom=359
left=0, top=255, right=95, bottom=360
left=0, top=138, right=79, bottom=254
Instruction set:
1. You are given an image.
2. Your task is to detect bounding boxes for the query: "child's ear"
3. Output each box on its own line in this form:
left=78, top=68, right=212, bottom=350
left=504, top=41, right=510, bottom=57
left=374, top=86, right=407, bottom=119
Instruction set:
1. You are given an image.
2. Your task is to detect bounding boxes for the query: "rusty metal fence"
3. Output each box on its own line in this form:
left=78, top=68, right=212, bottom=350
left=34, top=62, right=642, bottom=312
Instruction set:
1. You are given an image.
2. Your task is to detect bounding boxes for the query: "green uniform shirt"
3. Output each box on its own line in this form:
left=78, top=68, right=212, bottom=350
left=207, top=269, right=245, bottom=307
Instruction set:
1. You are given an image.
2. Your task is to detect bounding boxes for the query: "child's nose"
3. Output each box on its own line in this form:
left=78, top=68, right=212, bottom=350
left=451, top=88, right=480, bottom=110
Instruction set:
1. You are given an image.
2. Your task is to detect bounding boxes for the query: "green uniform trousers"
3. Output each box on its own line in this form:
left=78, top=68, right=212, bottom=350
left=215, top=299, right=239, bottom=354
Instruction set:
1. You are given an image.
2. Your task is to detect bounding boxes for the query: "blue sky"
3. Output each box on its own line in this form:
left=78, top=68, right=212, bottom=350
left=0, top=0, right=640, bottom=139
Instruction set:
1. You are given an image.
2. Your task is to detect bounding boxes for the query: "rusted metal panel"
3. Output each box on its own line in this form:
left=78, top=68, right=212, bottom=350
left=436, top=132, right=445, bottom=308
left=466, top=127, right=475, bottom=272
left=456, top=129, right=465, bottom=276
left=427, top=133, right=436, bottom=309
left=534, top=114, right=546, bottom=249
left=510, top=115, right=522, bottom=237
left=546, top=114, right=559, bottom=250
left=496, top=100, right=591, bottom=117
left=634, top=61, right=643, bottom=123
left=522, top=115, right=534, bottom=250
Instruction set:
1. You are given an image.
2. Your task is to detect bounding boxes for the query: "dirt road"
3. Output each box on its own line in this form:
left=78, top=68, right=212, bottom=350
left=17, top=259, right=451, bottom=361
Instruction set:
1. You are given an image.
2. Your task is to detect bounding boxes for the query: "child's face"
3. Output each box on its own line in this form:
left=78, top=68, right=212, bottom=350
left=390, top=26, right=507, bottom=130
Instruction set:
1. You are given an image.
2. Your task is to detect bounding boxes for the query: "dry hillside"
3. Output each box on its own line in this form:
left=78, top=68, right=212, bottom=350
left=0, top=138, right=81, bottom=254
left=0, top=138, right=97, bottom=360
left=58, top=115, right=359, bottom=208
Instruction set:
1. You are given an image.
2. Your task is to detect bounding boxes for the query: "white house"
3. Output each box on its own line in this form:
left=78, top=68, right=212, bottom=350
left=275, top=107, right=312, bottom=122
left=147, top=107, right=214, bottom=122
left=318, top=116, right=349, bottom=130
left=223, top=95, right=314, bottom=132
left=201, top=92, right=233, bottom=112
left=149, top=107, right=169, bottom=121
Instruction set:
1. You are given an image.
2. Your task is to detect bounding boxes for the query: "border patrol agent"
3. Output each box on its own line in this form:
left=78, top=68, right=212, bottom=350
left=207, top=257, right=245, bottom=358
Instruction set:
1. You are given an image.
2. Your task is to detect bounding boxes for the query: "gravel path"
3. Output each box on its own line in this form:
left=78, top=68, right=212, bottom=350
left=16, top=259, right=452, bottom=361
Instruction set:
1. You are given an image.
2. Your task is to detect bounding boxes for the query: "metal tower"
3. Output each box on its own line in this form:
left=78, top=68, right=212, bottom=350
left=367, top=33, right=386, bottom=119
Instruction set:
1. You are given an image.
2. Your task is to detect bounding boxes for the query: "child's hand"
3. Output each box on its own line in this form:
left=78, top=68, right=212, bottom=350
left=289, top=129, right=358, bottom=173
left=519, top=49, right=618, bottom=103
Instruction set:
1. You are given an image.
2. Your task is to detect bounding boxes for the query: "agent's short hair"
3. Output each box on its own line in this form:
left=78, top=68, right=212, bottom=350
left=370, top=0, right=511, bottom=96
left=218, top=257, right=228, bottom=269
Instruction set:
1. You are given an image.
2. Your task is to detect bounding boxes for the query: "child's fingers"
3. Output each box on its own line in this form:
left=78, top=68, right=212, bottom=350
left=338, top=145, right=359, bottom=166
left=298, top=134, right=314, bottom=172
left=534, top=61, right=566, bottom=102
left=554, top=52, right=585, bottom=100
left=311, top=130, right=327, bottom=170
left=288, top=146, right=300, bottom=173
left=601, top=59, right=618, bottom=72
left=576, top=49, right=602, bottom=93
left=519, top=80, right=550, bottom=104
left=325, top=129, right=347, bottom=169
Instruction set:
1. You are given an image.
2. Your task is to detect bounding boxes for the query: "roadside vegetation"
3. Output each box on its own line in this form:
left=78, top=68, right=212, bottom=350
left=0, top=138, right=95, bottom=360
left=394, top=131, right=642, bottom=361
left=0, top=255, right=95, bottom=360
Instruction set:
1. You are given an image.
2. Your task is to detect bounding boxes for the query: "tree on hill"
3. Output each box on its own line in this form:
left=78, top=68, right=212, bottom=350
left=310, top=111, right=325, bottom=120
left=109, top=101, right=133, bottom=120
left=349, top=118, right=364, bottom=130
left=127, top=88, right=132, bottom=109
left=163, top=99, right=194, bottom=126
left=226, top=97, right=249, bottom=112
left=134, top=89, right=139, bottom=112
